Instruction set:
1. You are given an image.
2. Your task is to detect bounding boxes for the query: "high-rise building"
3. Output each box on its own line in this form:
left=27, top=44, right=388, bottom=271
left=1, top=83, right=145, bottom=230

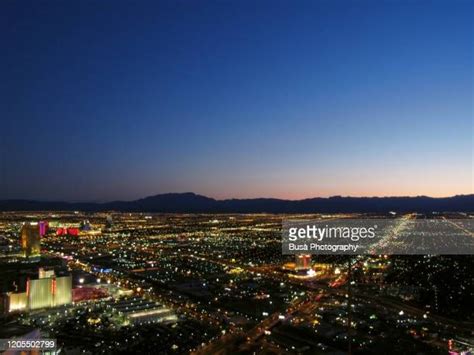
left=295, top=254, right=312, bottom=271
left=28, top=278, right=53, bottom=310
left=20, top=222, right=41, bottom=258
left=54, top=275, right=72, bottom=306
left=7, top=270, right=72, bottom=312
left=38, top=221, right=48, bottom=236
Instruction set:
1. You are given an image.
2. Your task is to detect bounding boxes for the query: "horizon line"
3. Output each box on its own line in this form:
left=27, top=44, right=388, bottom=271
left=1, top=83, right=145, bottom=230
left=1, top=191, right=473, bottom=204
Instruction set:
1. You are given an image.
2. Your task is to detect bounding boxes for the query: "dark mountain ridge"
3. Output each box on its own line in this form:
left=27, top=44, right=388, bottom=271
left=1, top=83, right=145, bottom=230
left=0, top=192, right=473, bottom=213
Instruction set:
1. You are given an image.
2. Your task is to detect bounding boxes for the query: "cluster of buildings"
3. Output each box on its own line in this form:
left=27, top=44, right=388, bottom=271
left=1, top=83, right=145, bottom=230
left=6, top=268, right=72, bottom=312
left=14, top=221, right=79, bottom=260
left=3, top=218, right=177, bottom=323
left=104, top=297, right=177, bottom=325
left=1, top=212, right=472, bottom=354
left=281, top=254, right=319, bottom=278
left=3, top=222, right=85, bottom=313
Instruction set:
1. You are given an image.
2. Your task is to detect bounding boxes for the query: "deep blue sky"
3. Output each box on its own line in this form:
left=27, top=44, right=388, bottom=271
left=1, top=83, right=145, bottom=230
left=1, top=0, right=472, bottom=201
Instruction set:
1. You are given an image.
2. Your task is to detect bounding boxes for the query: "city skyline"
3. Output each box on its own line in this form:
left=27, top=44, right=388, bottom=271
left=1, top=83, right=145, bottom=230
left=1, top=1, right=472, bottom=353
left=1, top=211, right=473, bottom=354
left=2, top=0, right=473, bottom=201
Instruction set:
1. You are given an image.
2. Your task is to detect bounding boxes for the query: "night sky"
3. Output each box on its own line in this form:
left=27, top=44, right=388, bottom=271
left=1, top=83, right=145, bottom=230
left=1, top=0, right=472, bottom=201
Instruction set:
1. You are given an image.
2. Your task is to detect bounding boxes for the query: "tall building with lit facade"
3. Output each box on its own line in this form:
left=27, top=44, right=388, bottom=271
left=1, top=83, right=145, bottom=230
left=53, top=275, right=72, bottom=307
left=6, top=270, right=72, bottom=312
left=295, top=254, right=312, bottom=271
left=20, top=222, right=41, bottom=258
left=38, top=221, right=48, bottom=236
left=28, top=278, right=53, bottom=310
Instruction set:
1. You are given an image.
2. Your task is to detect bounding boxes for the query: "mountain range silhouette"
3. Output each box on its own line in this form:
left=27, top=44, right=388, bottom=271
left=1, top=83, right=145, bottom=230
left=1, top=192, right=473, bottom=213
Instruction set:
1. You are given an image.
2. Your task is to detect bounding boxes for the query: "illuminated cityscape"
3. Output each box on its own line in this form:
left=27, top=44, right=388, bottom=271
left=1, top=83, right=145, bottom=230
left=0, top=210, right=473, bottom=354
left=1, top=0, right=473, bottom=354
